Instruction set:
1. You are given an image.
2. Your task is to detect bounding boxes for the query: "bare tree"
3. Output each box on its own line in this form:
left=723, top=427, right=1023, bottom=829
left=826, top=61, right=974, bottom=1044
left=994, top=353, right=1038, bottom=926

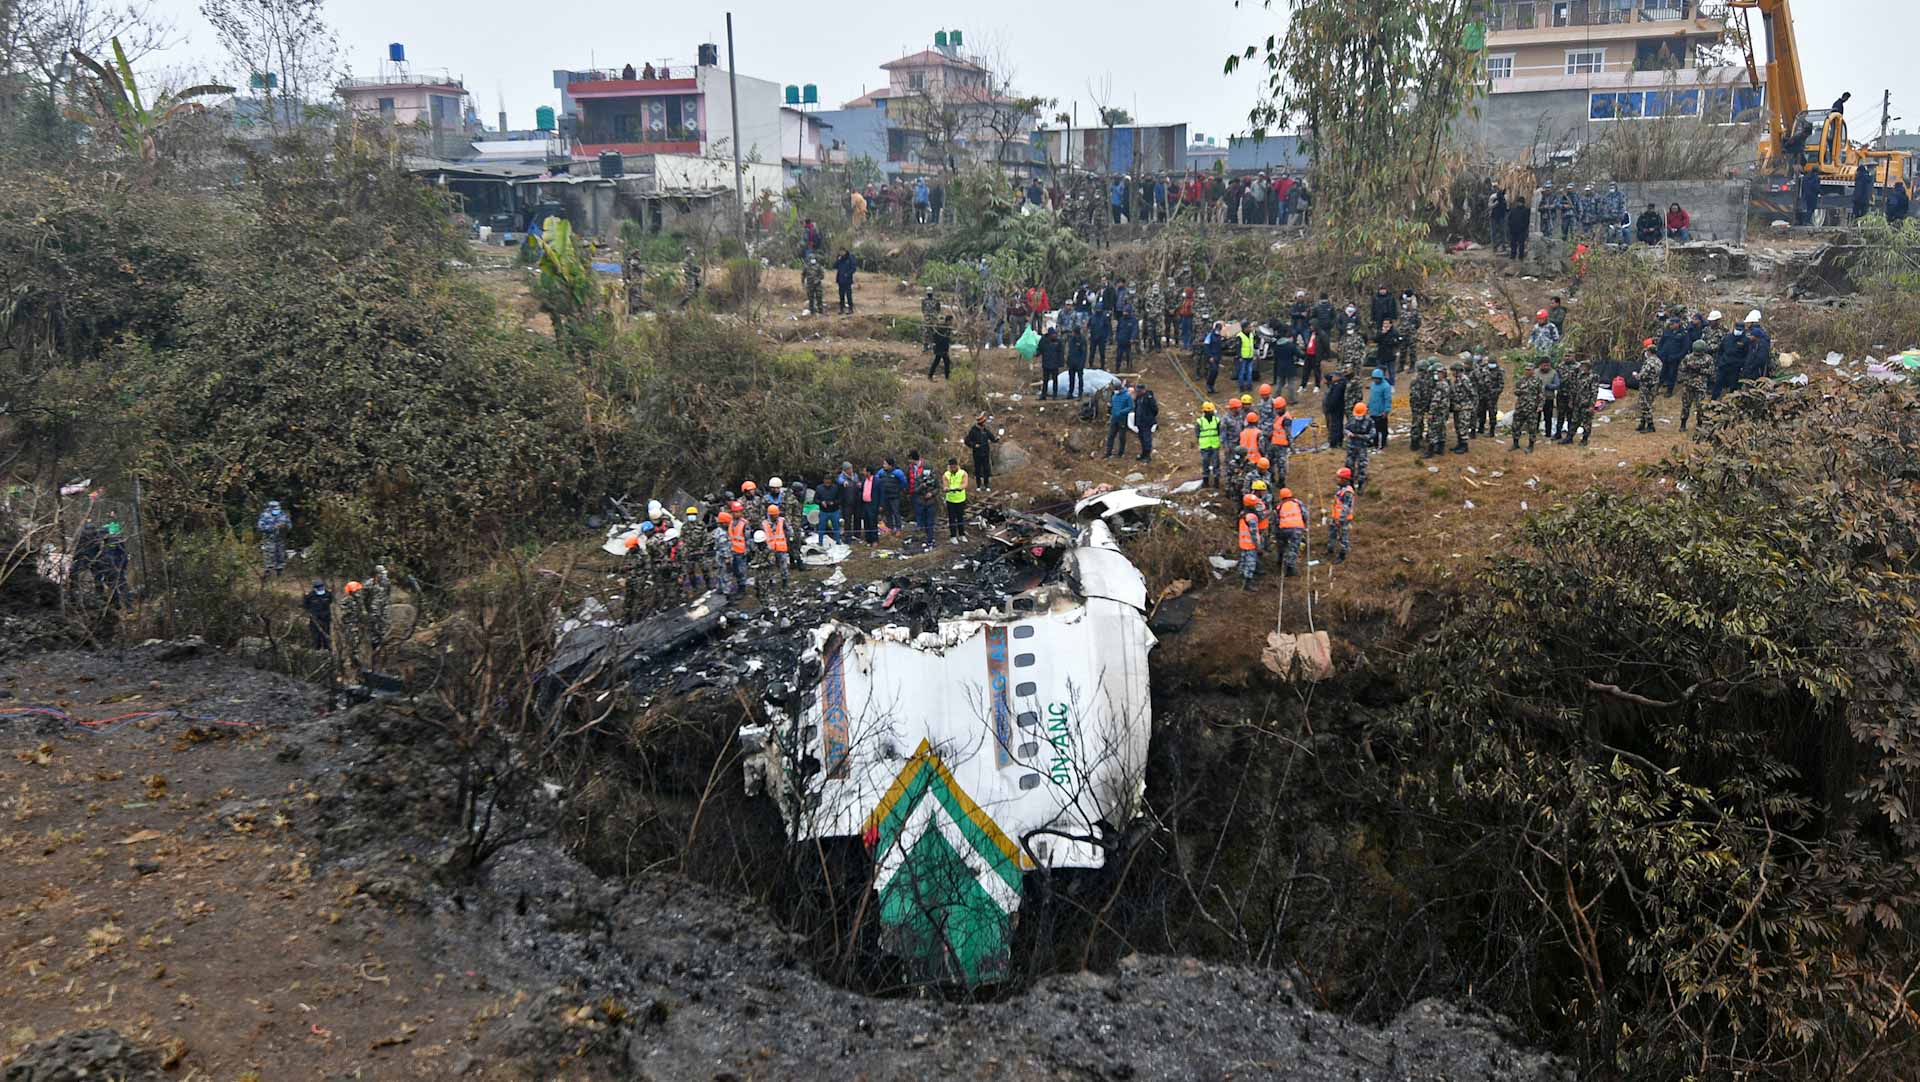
left=198, top=0, right=337, bottom=132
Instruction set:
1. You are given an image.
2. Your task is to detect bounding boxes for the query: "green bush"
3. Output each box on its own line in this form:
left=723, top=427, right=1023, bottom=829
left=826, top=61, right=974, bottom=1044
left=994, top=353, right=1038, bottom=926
left=713, top=256, right=761, bottom=309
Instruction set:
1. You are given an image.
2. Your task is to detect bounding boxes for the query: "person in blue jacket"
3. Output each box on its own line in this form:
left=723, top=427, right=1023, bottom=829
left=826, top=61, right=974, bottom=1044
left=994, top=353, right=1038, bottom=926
left=1365, top=369, right=1395, bottom=451
left=1105, top=382, right=1135, bottom=458
left=1740, top=311, right=1772, bottom=383
left=1114, top=306, right=1139, bottom=369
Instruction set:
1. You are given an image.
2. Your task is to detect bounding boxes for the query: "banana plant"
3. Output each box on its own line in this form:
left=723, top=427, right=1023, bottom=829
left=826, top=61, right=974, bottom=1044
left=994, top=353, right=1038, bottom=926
left=528, top=216, right=596, bottom=312
left=66, top=37, right=234, bottom=165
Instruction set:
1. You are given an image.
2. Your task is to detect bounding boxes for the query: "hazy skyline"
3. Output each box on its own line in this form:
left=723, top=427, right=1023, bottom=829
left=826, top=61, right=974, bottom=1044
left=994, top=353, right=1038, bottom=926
left=140, top=0, right=1919, bottom=146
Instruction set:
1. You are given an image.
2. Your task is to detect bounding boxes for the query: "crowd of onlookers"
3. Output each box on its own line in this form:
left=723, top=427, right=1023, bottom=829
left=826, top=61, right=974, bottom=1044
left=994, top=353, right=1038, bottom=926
left=839, top=169, right=1313, bottom=231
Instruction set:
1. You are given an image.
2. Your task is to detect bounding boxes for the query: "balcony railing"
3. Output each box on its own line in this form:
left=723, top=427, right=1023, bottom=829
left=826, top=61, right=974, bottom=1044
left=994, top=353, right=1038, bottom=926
left=580, top=127, right=698, bottom=147
left=340, top=69, right=462, bottom=90
left=1485, top=0, right=1697, bottom=32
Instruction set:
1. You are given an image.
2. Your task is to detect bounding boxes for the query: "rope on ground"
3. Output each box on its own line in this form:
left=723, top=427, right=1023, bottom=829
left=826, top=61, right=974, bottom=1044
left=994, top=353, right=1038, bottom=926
left=0, top=705, right=259, bottom=736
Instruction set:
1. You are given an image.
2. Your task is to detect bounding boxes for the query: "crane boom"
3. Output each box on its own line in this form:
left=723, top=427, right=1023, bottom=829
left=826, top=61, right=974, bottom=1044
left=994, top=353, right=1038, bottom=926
left=1728, top=0, right=1807, bottom=165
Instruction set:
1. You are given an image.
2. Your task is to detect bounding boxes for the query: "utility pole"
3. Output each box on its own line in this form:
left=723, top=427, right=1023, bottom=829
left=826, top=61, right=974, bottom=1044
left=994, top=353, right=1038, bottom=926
left=1878, top=88, right=1893, bottom=148
left=725, top=12, right=746, bottom=248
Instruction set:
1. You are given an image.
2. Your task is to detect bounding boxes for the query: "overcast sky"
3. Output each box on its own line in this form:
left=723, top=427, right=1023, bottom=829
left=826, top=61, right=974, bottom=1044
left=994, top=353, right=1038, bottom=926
left=141, top=0, right=1918, bottom=142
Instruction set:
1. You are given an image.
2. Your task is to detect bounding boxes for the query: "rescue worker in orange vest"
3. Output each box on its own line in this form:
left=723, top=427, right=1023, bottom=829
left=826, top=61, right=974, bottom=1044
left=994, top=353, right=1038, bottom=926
left=1327, top=466, right=1356, bottom=564
left=1268, top=395, right=1294, bottom=488
left=725, top=506, right=750, bottom=595
left=1250, top=478, right=1274, bottom=556
left=1237, top=494, right=1263, bottom=590
left=1274, top=486, right=1308, bottom=577
left=763, top=505, right=792, bottom=594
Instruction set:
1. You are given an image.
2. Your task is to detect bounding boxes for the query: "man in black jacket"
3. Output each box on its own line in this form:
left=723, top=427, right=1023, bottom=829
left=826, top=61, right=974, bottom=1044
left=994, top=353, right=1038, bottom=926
left=1037, top=327, right=1064, bottom=399
left=1310, top=293, right=1336, bottom=343
left=1133, top=383, right=1160, bottom=462
left=832, top=250, right=857, bottom=313
left=964, top=414, right=998, bottom=490
left=1507, top=196, right=1530, bottom=260
left=1373, top=320, right=1404, bottom=382
left=1656, top=315, right=1690, bottom=394
left=302, top=581, right=334, bottom=650
left=1322, top=371, right=1348, bottom=449
left=1635, top=203, right=1664, bottom=244
left=1368, top=287, right=1398, bottom=330
left=1713, top=324, right=1749, bottom=399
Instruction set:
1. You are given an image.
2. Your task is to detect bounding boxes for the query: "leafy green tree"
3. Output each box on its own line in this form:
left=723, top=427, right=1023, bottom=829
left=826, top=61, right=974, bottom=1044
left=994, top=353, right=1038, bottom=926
left=1226, top=0, right=1482, bottom=279
left=66, top=37, right=232, bottom=167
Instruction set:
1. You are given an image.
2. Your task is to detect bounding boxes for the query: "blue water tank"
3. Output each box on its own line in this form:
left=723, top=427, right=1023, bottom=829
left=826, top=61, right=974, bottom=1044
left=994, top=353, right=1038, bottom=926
left=535, top=105, right=556, bottom=131
left=802, top=84, right=818, bottom=105
left=784, top=85, right=800, bottom=105
left=388, top=42, right=405, bottom=62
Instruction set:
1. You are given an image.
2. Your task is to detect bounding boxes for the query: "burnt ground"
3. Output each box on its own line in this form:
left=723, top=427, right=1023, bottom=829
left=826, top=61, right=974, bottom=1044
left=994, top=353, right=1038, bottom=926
left=2, top=640, right=1568, bottom=1081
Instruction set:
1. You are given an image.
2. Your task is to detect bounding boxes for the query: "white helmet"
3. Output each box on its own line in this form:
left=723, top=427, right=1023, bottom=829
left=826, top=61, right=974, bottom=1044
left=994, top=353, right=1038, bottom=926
left=768, top=477, right=784, bottom=490
left=1743, top=309, right=1762, bottom=324
left=1707, top=309, right=1723, bottom=322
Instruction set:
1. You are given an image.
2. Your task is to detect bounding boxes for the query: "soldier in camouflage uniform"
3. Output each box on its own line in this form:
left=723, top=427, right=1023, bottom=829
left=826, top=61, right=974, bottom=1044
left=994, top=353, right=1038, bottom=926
left=1635, top=347, right=1662, bottom=432
left=623, top=249, right=646, bottom=314
left=802, top=253, right=825, bottom=314
left=621, top=532, right=657, bottom=623
left=681, top=248, right=701, bottom=307
left=920, top=287, right=940, bottom=352
left=1142, top=281, right=1164, bottom=351
left=1509, top=359, right=1545, bottom=451
left=1441, top=362, right=1475, bottom=454
left=1475, top=357, right=1504, bottom=436
left=1344, top=404, right=1375, bottom=493
left=1161, top=281, right=1181, bottom=349
left=1407, top=359, right=1436, bottom=453
left=1678, top=340, right=1713, bottom=431
left=1399, top=292, right=1421, bottom=359
left=1557, top=354, right=1594, bottom=445
left=1337, top=329, right=1367, bottom=384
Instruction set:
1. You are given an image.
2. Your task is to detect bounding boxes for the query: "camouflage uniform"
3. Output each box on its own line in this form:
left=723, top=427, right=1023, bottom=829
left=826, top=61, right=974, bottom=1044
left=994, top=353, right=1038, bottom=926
left=622, top=542, right=657, bottom=623
left=1337, top=332, right=1367, bottom=384
left=1678, top=343, right=1713, bottom=430
left=1143, top=282, right=1165, bottom=350
left=802, top=257, right=825, bottom=314
left=1635, top=352, right=1662, bottom=431
left=1344, top=414, right=1374, bottom=492
left=1407, top=362, right=1436, bottom=452
left=1438, top=367, right=1474, bottom=453
left=1559, top=356, right=1594, bottom=444
left=1399, top=300, right=1422, bottom=360
left=1510, top=367, right=1544, bottom=450
left=1476, top=360, right=1504, bottom=436
left=1225, top=446, right=1250, bottom=493
left=624, top=251, right=646, bottom=314
left=681, top=251, right=702, bottom=305
left=920, top=290, right=940, bottom=351
left=1326, top=482, right=1355, bottom=562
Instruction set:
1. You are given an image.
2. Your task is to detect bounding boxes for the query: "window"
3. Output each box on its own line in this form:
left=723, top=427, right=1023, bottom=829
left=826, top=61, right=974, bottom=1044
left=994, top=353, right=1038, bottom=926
left=1639, top=0, right=1687, bottom=18
left=1484, top=53, right=1515, bottom=81
left=1566, top=48, right=1606, bottom=74
left=1614, top=90, right=1645, bottom=117
left=1589, top=92, right=1615, bottom=120
left=908, top=72, right=925, bottom=90
left=1552, top=1, right=1571, bottom=25
left=377, top=97, right=395, bottom=119
left=1635, top=39, right=1684, bottom=70
left=1731, top=86, right=1765, bottom=122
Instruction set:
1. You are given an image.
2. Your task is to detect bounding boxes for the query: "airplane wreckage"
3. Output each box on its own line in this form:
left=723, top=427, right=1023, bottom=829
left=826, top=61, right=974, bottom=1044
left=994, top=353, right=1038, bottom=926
left=547, top=503, right=1157, bottom=986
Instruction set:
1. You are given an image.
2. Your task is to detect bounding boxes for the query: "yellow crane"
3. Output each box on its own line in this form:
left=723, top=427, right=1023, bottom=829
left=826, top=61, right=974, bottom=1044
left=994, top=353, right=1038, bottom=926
left=1728, top=0, right=1906, bottom=193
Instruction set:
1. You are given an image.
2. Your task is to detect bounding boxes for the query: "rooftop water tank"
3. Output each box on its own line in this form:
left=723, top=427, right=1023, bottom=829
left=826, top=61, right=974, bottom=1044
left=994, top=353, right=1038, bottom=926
left=535, top=105, right=556, bottom=131
left=388, top=42, right=405, bottom=62
left=599, top=150, right=624, bottom=178
left=802, top=84, right=818, bottom=104
left=784, top=85, right=800, bottom=105
left=950, top=29, right=963, bottom=47
left=934, top=31, right=948, bottom=47
left=698, top=43, right=719, bottom=66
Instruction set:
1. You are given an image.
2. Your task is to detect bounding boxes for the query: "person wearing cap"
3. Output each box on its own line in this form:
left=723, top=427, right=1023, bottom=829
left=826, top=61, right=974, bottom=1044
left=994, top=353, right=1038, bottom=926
left=1528, top=309, right=1562, bottom=352
left=761, top=505, right=792, bottom=594
left=1473, top=356, right=1504, bottom=438
left=1407, top=359, right=1435, bottom=453
left=1133, top=382, right=1160, bottom=462
left=1236, top=496, right=1263, bottom=591
left=1636, top=202, right=1664, bottom=245
left=964, top=413, right=999, bottom=490
left=1344, top=403, right=1375, bottom=492
left=1326, top=467, right=1356, bottom=563
left=302, top=580, right=334, bottom=650
left=1274, top=487, right=1308, bottom=577
left=622, top=528, right=657, bottom=622
left=1713, top=318, right=1749, bottom=399
left=680, top=505, right=715, bottom=596
left=1656, top=312, right=1691, bottom=395
left=1635, top=340, right=1662, bottom=432
left=1427, top=364, right=1464, bottom=457
left=1510, top=358, right=1546, bottom=452
left=1741, top=310, right=1772, bottom=383
left=1679, top=339, right=1713, bottom=431
left=711, top=511, right=739, bottom=595
left=1558, top=352, right=1595, bottom=446
left=1196, top=401, right=1224, bottom=489
left=1222, top=396, right=1247, bottom=448
left=1536, top=180, right=1556, bottom=237
left=255, top=499, right=291, bottom=577
left=1288, top=289, right=1311, bottom=343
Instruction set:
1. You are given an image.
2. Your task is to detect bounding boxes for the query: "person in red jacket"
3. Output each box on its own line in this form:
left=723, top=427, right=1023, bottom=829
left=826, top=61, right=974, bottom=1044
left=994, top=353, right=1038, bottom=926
left=1665, top=202, right=1691, bottom=242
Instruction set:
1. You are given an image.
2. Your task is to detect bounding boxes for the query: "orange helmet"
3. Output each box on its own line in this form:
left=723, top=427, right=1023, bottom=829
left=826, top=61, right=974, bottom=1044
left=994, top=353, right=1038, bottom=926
left=1643, top=337, right=1655, bottom=348
left=1227, top=399, right=1243, bottom=411
left=768, top=505, right=782, bottom=516
left=1242, top=494, right=1258, bottom=508
left=1352, top=403, right=1368, bottom=417
left=729, top=501, right=744, bottom=512
left=741, top=480, right=758, bottom=492
left=344, top=581, right=362, bottom=594
left=1536, top=309, right=1549, bottom=322
left=717, top=511, right=734, bottom=524
left=624, top=536, right=640, bottom=550
left=1278, top=488, right=1293, bottom=499
left=1258, top=383, right=1273, bottom=398
left=1255, top=457, right=1271, bottom=470
left=1271, top=396, right=1286, bottom=409
left=1337, top=467, right=1353, bottom=480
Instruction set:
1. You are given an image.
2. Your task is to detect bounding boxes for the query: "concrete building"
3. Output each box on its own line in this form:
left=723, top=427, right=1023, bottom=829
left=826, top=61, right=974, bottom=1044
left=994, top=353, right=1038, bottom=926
left=814, top=31, right=1039, bottom=176
left=512, top=156, right=786, bottom=241
left=1185, top=137, right=1228, bottom=172
left=1226, top=134, right=1308, bottom=173
left=779, top=106, right=836, bottom=184
left=551, top=49, right=783, bottom=166
left=1467, top=0, right=1763, bottom=159
left=337, top=63, right=474, bottom=159
left=1033, top=123, right=1189, bottom=175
